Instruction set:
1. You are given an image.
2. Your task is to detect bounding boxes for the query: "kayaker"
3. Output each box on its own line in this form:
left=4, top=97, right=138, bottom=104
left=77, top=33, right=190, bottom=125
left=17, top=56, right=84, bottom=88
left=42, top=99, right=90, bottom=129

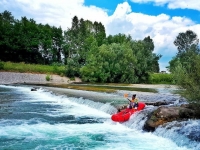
left=129, top=94, right=138, bottom=110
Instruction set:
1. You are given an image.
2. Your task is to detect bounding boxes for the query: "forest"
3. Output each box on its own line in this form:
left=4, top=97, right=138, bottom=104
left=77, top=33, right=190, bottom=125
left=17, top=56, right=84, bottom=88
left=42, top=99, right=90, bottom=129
left=0, top=10, right=161, bottom=84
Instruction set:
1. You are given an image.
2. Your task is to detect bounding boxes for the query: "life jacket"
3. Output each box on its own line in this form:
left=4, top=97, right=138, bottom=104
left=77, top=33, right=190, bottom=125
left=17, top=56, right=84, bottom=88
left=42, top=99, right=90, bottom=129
left=131, top=98, right=138, bottom=103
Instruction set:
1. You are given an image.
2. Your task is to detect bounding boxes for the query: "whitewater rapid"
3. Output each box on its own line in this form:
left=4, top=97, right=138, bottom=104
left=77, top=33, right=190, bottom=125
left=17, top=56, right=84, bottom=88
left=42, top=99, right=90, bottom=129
left=0, top=85, right=198, bottom=150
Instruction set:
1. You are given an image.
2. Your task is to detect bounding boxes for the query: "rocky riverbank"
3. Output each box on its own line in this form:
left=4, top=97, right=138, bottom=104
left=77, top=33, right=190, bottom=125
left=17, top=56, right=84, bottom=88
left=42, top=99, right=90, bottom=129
left=0, top=71, right=81, bottom=84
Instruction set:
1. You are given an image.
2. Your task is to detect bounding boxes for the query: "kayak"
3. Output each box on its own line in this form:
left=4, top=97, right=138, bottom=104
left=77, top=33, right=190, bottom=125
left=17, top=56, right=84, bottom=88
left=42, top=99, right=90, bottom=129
left=111, top=102, right=146, bottom=122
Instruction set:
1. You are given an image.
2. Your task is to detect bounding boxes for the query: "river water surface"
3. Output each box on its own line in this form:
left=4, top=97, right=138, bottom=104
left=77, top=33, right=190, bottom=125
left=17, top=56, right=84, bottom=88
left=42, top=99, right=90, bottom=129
left=0, top=85, right=199, bottom=150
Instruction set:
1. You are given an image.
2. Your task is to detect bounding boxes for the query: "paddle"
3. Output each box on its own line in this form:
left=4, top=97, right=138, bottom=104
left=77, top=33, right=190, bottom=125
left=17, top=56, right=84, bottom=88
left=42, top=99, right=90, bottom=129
left=124, top=93, right=131, bottom=102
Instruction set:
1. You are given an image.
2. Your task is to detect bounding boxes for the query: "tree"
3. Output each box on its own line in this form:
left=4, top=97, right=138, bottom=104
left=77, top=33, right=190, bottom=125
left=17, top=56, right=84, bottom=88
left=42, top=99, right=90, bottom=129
left=64, top=16, right=107, bottom=77
left=104, top=33, right=132, bottom=45
left=80, top=43, right=137, bottom=83
left=143, top=36, right=161, bottom=73
left=51, top=26, right=63, bottom=63
left=174, top=30, right=199, bottom=54
left=171, top=30, right=200, bottom=72
left=38, top=23, right=53, bottom=65
left=0, top=11, right=16, bottom=61
left=93, top=21, right=106, bottom=46
left=130, top=36, right=160, bottom=83
left=171, top=30, right=200, bottom=103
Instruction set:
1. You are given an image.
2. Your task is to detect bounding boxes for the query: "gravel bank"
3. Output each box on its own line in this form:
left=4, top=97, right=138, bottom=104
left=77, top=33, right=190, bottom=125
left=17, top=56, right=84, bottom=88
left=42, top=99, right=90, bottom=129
left=0, top=71, right=81, bottom=84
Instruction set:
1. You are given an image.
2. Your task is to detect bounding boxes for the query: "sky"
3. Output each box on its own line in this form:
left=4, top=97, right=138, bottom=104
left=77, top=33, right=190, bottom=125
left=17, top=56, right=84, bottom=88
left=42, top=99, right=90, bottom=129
left=1, top=0, right=200, bottom=71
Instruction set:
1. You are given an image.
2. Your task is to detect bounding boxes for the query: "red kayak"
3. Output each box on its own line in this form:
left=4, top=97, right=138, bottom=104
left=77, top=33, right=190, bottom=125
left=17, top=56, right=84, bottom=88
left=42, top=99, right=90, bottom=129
left=111, top=102, right=146, bottom=122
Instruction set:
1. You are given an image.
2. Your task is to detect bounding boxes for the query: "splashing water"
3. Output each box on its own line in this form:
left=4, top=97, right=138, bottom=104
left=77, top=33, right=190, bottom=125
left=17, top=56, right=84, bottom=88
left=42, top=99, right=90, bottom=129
left=0, top=85, right=197, bottom=150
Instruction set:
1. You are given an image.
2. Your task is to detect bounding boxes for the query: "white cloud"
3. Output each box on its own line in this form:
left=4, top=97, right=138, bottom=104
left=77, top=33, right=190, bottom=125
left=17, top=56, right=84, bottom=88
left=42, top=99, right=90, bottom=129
left=1, top=0, right=108, bottom=30
left=1, top=1, right=200, bottom=71
left=131, top=0, right=200, bottom=11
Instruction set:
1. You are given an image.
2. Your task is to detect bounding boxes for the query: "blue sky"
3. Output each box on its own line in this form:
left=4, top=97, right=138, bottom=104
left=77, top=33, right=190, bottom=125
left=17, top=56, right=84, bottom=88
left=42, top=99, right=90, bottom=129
left=1, top=0, right=200, bottom=71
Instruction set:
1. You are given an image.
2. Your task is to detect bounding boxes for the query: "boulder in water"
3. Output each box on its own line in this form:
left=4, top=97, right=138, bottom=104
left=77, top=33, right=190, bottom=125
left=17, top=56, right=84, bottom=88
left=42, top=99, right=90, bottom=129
left=143, top=103, right=200, bottom=132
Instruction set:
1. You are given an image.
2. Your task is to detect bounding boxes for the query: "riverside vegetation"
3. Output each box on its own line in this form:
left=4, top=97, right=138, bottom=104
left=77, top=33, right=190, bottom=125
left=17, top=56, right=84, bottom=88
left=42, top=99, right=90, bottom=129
left=0, top=61, right=172, bottom=84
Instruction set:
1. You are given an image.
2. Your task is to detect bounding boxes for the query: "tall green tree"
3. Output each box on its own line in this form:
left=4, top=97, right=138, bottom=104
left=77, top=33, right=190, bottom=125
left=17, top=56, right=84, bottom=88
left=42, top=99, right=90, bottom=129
left=37, top=23, right=53, bottom=65
left=51, top=26, right=63, bottom=63
left=171, top=30, right=200, bottom=103
left=93, top=21, right=106, bottom=46
left=143, top=36, right=161, bottom=73
left=174, top=30, right=199, bottom=54
left=130, top=36, right=160, bottom=83
left=169, top=30, right=200, bottom=72
left=64, top=16, right=107, bottom=77
left=0, top=10, right=16, bottom=61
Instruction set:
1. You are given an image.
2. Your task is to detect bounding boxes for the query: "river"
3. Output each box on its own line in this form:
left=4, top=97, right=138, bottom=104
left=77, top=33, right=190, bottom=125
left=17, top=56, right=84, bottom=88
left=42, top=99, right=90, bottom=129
left=0, top=85, right=199, bottom=150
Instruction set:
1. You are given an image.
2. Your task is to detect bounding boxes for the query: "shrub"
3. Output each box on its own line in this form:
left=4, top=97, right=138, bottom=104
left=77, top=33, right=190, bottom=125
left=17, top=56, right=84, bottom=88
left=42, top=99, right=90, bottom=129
left=0, top=61, right=4, bottom=70
left=172, top=56, right=200, bottom=103
left=45, top=74, right=51, bottom=81
left=149, top=73, right=173, bottom=84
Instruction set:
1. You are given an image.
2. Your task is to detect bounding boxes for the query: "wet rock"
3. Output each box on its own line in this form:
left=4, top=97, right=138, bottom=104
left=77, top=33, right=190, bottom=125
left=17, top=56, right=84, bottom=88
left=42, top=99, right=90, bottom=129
left=31, top=88, right=37, bottom=91
left=145, top=101, right=173, bottom=106
left=143, top=103, right=200, bottom=132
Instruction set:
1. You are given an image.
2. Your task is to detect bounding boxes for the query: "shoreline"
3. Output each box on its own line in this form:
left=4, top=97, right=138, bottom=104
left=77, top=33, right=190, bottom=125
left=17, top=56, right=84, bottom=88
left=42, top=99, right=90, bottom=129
left=0, top=71, right=81, bottom=85
left=0, top=71, right=177, bottom=89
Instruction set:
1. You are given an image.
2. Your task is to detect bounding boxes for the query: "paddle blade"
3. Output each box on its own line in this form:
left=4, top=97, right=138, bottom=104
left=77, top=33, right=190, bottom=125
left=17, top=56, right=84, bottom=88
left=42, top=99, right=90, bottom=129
left=124, top=93, right=128, bottom=98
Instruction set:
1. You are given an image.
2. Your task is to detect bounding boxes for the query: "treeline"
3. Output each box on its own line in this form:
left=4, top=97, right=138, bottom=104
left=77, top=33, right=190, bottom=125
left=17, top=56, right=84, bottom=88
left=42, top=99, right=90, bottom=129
left=0, top=10, right=161, bottom=83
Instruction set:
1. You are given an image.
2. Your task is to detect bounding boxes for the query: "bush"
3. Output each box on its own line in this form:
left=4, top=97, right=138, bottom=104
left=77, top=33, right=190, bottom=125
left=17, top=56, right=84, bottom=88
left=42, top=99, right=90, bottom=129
left=172, top=56, right=200, bottom=103
left=45, top=74, right=51, bottom=81
left=148, top=73, right=173, bottom=84
left=0, top=61, right=4, bottom=70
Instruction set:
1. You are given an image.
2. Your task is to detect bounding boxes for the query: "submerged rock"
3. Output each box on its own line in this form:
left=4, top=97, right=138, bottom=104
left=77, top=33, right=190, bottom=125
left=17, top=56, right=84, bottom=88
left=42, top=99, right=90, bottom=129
left=143, top=103, right=200, bottom=132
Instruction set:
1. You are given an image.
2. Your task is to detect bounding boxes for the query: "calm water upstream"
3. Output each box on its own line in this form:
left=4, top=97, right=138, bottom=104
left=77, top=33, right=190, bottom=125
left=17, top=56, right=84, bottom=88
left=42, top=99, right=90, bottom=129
left=0, top=85, right=199, bottom=150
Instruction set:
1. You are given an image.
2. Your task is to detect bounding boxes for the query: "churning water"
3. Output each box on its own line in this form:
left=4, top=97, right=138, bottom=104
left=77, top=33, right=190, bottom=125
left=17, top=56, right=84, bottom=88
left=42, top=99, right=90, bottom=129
left=0, top=85, right=199, bottom=150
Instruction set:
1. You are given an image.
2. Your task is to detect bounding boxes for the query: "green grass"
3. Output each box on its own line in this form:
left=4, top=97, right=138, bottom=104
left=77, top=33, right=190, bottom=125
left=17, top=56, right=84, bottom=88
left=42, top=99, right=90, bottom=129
left=1, top=61, right=66, bottom=75
left=149, top=73, right=173, bottom=84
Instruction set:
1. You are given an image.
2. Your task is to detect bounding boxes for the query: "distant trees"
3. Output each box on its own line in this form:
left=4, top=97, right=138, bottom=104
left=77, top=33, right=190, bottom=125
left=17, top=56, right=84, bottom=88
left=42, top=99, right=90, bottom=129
left=169, top=30, right=200, bottom=103
left=0, top=10, right=161, bottom=83
left=0, top=10, right=63, bottom=64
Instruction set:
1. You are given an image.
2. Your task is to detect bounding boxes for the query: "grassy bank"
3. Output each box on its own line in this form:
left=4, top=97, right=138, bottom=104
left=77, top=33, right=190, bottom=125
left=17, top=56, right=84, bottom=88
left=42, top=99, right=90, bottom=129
left=0, top=61, right=65, bottom=75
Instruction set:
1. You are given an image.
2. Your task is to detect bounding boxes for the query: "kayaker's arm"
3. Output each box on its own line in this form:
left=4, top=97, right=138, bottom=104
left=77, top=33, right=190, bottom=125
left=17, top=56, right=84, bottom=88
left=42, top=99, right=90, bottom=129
left=127, top=98, right=131, bottom=102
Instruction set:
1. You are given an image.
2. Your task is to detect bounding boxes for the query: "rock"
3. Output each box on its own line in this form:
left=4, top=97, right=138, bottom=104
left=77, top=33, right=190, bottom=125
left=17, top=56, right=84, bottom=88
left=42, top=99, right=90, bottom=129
left=31, top=88, right=37, bottom=91
left=143, top=104, right=200, bottom=132
left=145, top=101, right=173, bottom=106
